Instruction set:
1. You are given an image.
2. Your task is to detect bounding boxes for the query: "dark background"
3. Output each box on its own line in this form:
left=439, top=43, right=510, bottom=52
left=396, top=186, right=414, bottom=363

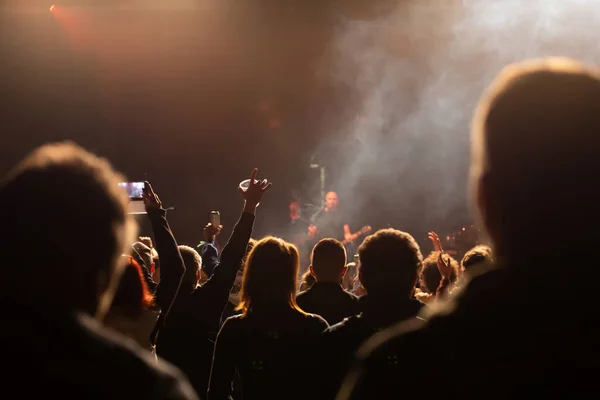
left=1, top=0, right=480, bottom=252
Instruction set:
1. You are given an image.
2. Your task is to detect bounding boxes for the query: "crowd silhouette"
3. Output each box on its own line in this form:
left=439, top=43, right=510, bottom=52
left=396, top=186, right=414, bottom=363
left=2, top=57, right=599, bottom=399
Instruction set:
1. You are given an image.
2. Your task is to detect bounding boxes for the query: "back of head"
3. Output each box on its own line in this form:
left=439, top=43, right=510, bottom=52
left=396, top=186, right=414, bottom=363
left=178, top=245, right=202, bottom=287
left=471, top=58, right=600, bottom=260
left=0, top=142, right=135, bottom=317
left=461, top=245, right=493, bottom=273
left=110, top=256, right=154, bottom=317
left=310, top=238, right=347, bottom=282
left=239, top=236, right=301, bottom=314
left=421, top=252, right=459, bottom=294
left=358, top=228, right=423, bottom=298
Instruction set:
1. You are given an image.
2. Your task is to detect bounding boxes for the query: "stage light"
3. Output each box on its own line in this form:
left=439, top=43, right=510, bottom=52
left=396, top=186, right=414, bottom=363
left=50, top=5, right=55, bottom=12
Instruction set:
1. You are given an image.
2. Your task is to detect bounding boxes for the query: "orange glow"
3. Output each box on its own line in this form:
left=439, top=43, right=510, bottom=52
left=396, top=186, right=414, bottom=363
left=268, top=119, right=281, bottom=129
left=50, top=5, right=55, bottom=11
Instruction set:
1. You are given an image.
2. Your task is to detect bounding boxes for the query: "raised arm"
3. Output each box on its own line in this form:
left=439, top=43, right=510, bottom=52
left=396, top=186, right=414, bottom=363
left=195, top=169, right=271, bottom=315
left=144, top=182, right=186, bottom=311
left=428, top=231, right=455, bottom=300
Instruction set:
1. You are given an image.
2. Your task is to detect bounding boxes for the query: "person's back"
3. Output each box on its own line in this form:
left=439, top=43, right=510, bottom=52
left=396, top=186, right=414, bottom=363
left=156, top=292, right=224, bottom=397
left=0, top=142, right=197, bottom=399
left=208, top=237, right=329, bottom=400
left=339, top=58, right=600, bottom=399
left=4, top=304, right=193, bottom=399
left=320, top=229, right=424, bottom=398
left=296, top=238, right=359, bottom=325
left=341, top=264, right=598, bottom=399
left=155, top=200, right=257, bottom=395
left=296, top=282, right=359, bottom=325
left=213, top=309, right=328, bottom=400
left=157, top=170, right=270, bottom=397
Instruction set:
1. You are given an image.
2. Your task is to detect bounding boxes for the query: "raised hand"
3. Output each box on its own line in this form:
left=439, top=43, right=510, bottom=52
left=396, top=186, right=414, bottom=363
left=428, top=231, right=443, bottom=253
left=238, top=168, right=272, bottom=208
left=143, top=181, right=162, bottom=212
left=428, top=231, right=452, bottom=279
left=204, top=223, right=223, bottom=242
left=436, top=252, right=453, bottom=280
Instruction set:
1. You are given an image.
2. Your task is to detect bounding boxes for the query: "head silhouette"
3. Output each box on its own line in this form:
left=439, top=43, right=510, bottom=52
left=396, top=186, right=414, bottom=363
left=358, top=228, right=423, bottom=298
left=238, top=237, right=302, bottom=315
left=0, top=142, right=136, bottom=320
left=471, top=58, right=600, bottom=263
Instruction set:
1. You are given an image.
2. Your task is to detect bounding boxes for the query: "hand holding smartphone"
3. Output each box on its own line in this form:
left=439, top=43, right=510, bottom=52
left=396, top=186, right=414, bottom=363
left=209, top=211, right=220, bottom=227
left=118, top=182, right=145, bottom=200
left=204, top=211, right=222, bottom=242
left=118, top=181, right=146, bottom=214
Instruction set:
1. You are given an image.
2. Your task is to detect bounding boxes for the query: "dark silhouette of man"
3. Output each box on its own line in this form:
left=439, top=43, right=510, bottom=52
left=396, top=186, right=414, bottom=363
left=320, top=229, right=423, bottom=398
left=339, top=58, right=600, bottom=399
left=0, top=142, right=197, bottom=399
left=296, top=238, right=359, bottom=325
left=310, top=191, right=351, bottom=243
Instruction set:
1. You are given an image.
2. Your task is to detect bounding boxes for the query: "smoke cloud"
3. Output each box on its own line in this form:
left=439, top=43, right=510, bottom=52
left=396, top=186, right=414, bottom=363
left=317, top=0, right=600, bottom=232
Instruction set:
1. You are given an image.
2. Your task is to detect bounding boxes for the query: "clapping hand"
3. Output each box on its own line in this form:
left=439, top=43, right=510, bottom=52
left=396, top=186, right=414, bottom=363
left=428, top=231, right=453, bottom=280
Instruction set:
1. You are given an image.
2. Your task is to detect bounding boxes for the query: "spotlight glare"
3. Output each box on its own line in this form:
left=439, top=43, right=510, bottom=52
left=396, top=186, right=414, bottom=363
left=50, top=5, right=55, bottom=12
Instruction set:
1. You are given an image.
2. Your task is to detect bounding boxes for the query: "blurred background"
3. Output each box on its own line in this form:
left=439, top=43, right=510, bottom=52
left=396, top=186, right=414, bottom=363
left=2, top=0, right=600, bottom=251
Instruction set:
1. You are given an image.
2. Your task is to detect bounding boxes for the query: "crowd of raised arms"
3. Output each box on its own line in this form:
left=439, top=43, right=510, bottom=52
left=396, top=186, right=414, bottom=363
left=2, top=57, right=599, bottom=399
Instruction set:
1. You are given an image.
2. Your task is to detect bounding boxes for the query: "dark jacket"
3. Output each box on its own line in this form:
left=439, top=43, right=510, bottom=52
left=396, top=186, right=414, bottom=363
left=319, top=295, right=424, bottom=399
left=296, top=281, right=360, bottom=325
left=200, top=242, right=219, bottom=278
left=2, top=303, right=197, bottom=399
left=135, top=208, right=188, bottom=347
left=208, top=309, right=329, bottom=400
left=340, top=264, right=600, bottom=399
left=155, top=211, right=254, bottom=398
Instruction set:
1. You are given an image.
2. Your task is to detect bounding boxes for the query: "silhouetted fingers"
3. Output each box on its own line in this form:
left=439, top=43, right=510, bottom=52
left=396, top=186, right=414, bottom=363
left=249, top=168, right=258, bottom=184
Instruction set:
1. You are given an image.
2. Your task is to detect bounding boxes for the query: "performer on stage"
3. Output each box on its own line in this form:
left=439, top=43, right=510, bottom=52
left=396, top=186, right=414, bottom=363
left=309, top=191, right=372, bottom=254
left=309, top=191, right=350, bottom=243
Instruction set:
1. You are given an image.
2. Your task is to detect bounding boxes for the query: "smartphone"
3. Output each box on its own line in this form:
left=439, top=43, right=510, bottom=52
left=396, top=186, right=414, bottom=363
left=118, top=182, right=145, bottom=200
left=209, top=211, right=220, bottom=227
